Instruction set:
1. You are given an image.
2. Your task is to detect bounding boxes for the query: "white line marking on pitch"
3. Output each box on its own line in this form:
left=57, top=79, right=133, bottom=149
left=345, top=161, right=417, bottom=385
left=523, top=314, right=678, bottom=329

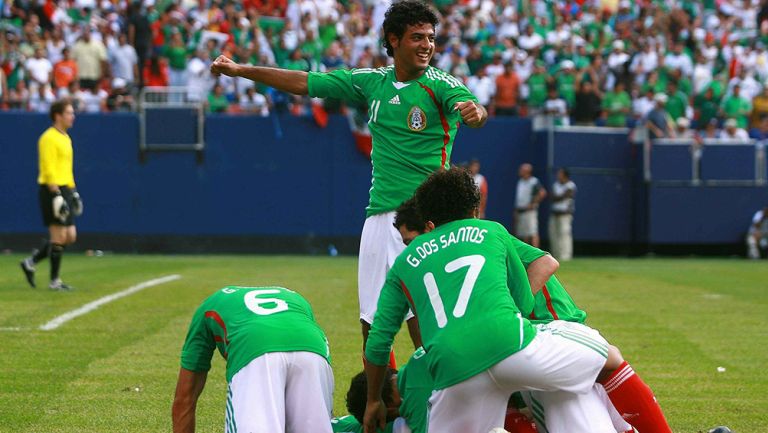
left=38, top=274, right=181, bottom=331
left=0, top=327, right=23, bottom=331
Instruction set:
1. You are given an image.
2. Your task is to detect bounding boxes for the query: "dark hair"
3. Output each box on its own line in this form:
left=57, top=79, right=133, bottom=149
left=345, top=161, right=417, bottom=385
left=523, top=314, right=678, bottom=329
left=382, top=0, right=438, bottom=57
left=346, top=370, right=396, bottom=424
left=50, top=99, right=72, bottom=122
left=416, top=167, right=480, bottom=227
left=559, top=167, right=570, bottom=178
left=394, top=197, right=426, bottom=233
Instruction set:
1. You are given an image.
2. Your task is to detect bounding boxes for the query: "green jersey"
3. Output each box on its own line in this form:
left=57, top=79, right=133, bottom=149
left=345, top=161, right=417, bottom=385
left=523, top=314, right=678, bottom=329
left=602, top=90, right=631, bottom=127
left=366, top=219, right=537, bottom=389
left=398, top=347, right=433, bottom=433
left=512, top=238, right=587, bottom=324
left=331, top=415, right=393, bottom=433
left=180, top=286, right=330, bottom=382
left=308, top=66, right=478, bottom=216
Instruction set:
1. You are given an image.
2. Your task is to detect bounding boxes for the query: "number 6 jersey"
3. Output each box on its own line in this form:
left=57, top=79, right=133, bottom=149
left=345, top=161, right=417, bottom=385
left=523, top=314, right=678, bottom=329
left=180, top=286, right=331, bottom=382
left=365, top=219, right=537, bottom=390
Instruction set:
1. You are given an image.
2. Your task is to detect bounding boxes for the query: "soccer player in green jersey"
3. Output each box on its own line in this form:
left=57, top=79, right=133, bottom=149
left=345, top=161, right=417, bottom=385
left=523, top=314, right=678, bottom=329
left=364, top=168, right=621, bottom=433
left=172, top=286, right=334, bottom=433
left=394, top=197, right=673, bottom=433
left=210, top=0, right=487, bottom=364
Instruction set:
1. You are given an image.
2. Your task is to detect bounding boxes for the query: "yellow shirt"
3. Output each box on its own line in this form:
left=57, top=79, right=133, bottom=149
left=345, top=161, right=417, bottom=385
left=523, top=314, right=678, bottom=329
left=37, top=127, right=75, bottom=187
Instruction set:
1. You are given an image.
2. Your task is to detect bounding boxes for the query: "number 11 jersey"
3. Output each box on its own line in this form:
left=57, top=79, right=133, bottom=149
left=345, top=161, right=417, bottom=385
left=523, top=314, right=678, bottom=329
left=366, top=219, right=537, bottom=390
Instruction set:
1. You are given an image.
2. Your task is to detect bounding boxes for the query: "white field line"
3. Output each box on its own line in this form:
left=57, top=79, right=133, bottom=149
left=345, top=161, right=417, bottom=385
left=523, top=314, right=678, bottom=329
left=38, top=274, right=181, bottom=331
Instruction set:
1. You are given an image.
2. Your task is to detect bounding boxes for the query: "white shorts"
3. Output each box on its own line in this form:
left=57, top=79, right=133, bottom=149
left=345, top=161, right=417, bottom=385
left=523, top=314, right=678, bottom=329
left=516, top=210, right=539, bottom=238
left=358, top=212, right=413, bottom=324
left=522, top=384, right=632, bottom=433
left=427, top=321, right=608, bottom=433
left=227, top=351, right=334, bottom=433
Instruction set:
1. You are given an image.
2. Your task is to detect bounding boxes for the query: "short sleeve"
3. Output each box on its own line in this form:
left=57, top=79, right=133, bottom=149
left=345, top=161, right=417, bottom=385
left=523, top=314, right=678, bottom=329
left=180, top=304, right=216, bottom=372
left=509, top=233, right=548, bottom=267
left=308, top=69, right=367, bottom=105
left=440, top=77, right=479, bottom=118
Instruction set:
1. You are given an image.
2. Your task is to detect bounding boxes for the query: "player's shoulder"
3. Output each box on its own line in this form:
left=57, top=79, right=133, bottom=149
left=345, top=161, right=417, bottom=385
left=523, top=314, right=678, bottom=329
left=350, top=65, right=392, bottom=84
left=422, top=66, right=466, bottom=90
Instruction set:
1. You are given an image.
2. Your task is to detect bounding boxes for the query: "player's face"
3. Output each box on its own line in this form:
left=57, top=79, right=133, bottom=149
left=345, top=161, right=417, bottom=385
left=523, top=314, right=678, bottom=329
left=57, top=105, right=76, bottom=129
left=391, top=23, right=435, bottom=75
left=398, top=224, right=422, bottom=246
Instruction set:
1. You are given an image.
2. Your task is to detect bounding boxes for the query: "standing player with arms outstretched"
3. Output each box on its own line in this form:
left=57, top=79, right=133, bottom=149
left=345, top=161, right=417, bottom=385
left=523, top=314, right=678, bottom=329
left=210, top=0, right=487, bottom=363
left=20, top=99, right=84, bottom=291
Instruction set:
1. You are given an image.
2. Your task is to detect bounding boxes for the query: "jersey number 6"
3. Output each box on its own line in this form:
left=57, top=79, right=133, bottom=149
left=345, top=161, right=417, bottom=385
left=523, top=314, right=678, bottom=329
left=244, top=289, right=289, bottom=316
left=423, top=255, right=486, bottom=328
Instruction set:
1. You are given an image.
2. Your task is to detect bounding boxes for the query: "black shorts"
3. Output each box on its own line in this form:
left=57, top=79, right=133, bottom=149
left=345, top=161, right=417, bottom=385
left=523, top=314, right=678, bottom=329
left=39, top=185, right=75, bottom=227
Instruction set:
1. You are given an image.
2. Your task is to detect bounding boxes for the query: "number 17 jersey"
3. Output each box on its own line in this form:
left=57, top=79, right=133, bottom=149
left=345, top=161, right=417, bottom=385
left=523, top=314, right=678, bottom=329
left=308, top=66, right=478, bottom=216
left=366, top=219, right=537, bottom=390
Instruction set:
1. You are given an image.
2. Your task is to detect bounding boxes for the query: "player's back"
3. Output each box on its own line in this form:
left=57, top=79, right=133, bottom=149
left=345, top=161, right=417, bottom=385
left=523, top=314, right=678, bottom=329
left=190, top=286, right=330, bottom=381
left=391, top=218, right=536, bottom=389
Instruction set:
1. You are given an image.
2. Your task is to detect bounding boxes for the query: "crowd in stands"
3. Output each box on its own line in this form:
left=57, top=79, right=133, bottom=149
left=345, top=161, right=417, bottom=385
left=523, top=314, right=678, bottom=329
left=2, top=0, right=768, bottom=139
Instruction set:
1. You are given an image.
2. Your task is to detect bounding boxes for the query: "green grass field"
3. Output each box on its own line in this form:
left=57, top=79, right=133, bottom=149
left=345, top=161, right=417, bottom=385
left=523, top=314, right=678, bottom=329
left=0, top=254, right=765, bottom=432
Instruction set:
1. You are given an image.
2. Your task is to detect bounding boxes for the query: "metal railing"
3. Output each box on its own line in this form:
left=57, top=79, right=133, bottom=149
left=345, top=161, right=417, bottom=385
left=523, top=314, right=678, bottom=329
left=138, top=86, right=205, bottom=155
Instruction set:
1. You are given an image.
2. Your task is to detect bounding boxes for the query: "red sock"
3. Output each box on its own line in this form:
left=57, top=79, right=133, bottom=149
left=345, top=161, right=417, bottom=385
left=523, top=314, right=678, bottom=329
left=362, top=349, right=398, bottom=369
left=388, top=349, right=397, bottom=369
left=504, top=407, right=538, bottom=433
left=600, top=361, right=672, bottom=433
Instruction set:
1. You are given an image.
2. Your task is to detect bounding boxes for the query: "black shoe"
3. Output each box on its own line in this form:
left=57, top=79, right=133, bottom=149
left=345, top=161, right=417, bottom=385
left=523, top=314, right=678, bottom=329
left=49, top=279, right=74, bottom=291
left=20, top=258, right=36, bottom=288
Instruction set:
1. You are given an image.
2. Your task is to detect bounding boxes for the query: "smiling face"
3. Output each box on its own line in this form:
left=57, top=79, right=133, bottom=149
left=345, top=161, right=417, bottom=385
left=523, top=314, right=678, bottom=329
left=389, top=22, right=435, bottom=81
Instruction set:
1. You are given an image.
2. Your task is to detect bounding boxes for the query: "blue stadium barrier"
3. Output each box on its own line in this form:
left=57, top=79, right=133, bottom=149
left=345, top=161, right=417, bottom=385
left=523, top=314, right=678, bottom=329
left=649, top=185, right=768, bottom=244
left=700, top=143, right=756, bottom=181
left=1, top=112, right=765, bottom=250
left=650, top=141, right=694, bottom=181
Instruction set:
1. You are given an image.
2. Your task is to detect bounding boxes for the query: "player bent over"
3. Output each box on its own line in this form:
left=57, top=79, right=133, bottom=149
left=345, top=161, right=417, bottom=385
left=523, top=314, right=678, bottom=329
left=395, top=196, right=672, bottom=433
left=364, top=168, right=620, bottom=433
left=210, top=0, right=488, bottom=365
left=20, top=100, right=83, bottom=291
left=172, top=286, right=334, bottom=433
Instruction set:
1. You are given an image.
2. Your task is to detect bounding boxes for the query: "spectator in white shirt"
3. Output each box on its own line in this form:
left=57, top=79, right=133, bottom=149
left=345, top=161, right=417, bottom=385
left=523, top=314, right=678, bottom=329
left=239, top=87, right=270, bottom=117
left=664, top=43, right=693, bottom=77
left=25, top=47, right=53, bottom=93
left=466, top=66, right=496, bottom=110
left=109, top=33, right=139, bottom=88
left=517, top=25, right=544, bottom=51
left=630, top=43, right=658, bottom=85
left=719, top=118, right=750, bottom=141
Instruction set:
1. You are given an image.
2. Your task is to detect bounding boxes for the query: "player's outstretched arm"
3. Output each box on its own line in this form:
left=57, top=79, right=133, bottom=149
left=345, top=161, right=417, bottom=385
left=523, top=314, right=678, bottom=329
left=172, top=368, right=208, bottom=433
left=211, top=55, right=309, bottom=95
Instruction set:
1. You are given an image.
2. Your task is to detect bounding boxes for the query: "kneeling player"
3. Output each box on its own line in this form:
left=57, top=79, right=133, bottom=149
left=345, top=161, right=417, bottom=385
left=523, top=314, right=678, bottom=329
left=394, top=191, right=672, bottom=433
left=364, top=168, right=621, bottom=433
left=172, top=286, right=334, bottom=433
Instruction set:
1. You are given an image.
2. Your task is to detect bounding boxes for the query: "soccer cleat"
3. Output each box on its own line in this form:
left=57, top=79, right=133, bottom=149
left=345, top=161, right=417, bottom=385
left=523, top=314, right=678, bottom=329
left=49, top=279, right=74, bottom=291
left=708, top=427, right=733, bottom=433
left=20, top=258, right=36, bottom=288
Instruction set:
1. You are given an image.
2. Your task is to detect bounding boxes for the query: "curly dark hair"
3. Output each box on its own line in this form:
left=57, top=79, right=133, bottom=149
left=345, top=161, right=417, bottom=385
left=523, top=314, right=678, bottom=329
left=382, top=0, right=439, bottom=57
left=415, top=167, right=480, bottom=227
left=346, top=370, right=396, bottom=424
left=394, top=197, right=426, bottom=233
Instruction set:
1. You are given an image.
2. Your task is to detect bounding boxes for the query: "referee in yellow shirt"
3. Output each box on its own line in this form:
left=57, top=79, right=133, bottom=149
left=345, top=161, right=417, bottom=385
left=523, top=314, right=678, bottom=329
left=20, top=100, right=83, bottom=291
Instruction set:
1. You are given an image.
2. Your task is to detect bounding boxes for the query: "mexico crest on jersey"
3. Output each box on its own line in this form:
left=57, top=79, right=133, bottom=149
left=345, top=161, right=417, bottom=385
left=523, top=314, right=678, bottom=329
left=407, top=106, right=427, bottom=131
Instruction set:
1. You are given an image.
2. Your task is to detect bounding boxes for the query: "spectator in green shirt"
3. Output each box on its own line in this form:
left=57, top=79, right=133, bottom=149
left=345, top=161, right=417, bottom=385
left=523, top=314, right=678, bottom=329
left=602, top=81, right=631, bottom=127
left=526, top=61, right=549, bottom=110
left=665, top=80, right=690, bottom=123
left=207, top=83, right=229, bottom=113
left=164, top=32, right=188, bottom=88
left=555, top=60, right=577, bottom=107
left=720, top=84, right=752, bottom=129
left=694, top=87, right=720, bottom=129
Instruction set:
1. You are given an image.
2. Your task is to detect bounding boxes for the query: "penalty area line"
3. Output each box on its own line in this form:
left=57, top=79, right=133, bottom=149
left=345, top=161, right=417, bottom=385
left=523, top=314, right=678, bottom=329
left=39, top=274, right=181, bottom=331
